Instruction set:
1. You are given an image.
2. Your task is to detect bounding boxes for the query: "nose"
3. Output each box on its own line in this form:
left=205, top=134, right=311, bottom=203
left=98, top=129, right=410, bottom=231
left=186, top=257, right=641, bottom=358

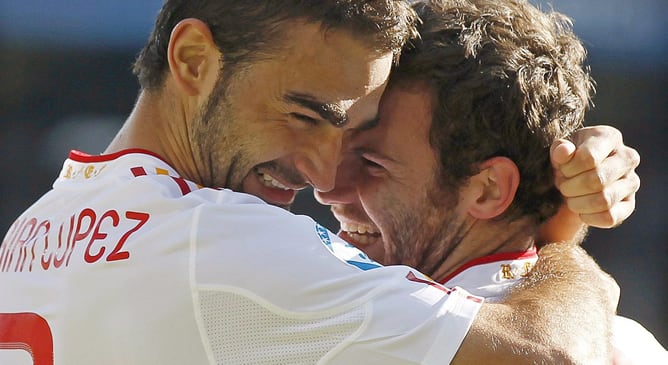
left=313, top=150, right=361, bottom=205
left=294, top=128, right=345, bottom=193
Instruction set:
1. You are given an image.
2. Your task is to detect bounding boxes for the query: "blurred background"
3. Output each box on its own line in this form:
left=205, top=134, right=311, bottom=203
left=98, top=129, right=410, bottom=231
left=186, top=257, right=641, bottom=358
left=1, top=0, right=666, bottom=346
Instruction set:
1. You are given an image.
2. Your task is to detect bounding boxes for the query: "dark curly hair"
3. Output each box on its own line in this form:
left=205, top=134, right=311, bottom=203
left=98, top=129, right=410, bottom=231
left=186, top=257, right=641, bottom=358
left=393, top=0, right=594, bottom=224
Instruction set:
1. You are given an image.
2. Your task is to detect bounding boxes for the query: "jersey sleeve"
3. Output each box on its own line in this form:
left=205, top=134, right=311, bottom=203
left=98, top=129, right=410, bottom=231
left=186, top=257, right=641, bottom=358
left=190, top=198, right=483, bottom=364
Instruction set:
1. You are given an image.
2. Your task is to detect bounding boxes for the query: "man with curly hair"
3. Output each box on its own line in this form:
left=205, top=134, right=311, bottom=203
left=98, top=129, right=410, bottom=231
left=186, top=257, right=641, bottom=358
left=317, top=0, right=663, bottom=362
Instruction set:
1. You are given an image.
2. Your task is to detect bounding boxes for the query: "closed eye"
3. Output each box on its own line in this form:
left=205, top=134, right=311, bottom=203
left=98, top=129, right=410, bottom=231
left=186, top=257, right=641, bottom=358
left=359, top=152, right=390, bottom=176
left=362, top=156, right=383, bottom=169
left=290, top=112, right=319, bottom=125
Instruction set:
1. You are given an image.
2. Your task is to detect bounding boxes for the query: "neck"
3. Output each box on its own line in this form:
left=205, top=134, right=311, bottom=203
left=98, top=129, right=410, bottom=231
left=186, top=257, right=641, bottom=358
left=431, top=217, right=536, bottom=282
left=105, top=87, right=202, bottom=183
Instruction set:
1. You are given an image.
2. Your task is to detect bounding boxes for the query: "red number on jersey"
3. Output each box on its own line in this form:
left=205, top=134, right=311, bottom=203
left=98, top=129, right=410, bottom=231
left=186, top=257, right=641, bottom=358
left=0, top=312, right=54, bottom=365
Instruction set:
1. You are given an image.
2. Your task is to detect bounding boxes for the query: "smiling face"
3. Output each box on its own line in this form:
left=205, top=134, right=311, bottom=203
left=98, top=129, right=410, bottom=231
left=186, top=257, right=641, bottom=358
left=192, top=21, right=393, bottom=208
left=316, top=83, right=476, bottom=273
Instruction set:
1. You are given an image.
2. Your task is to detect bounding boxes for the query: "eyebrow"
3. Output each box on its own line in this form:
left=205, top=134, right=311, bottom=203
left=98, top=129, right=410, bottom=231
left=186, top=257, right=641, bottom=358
left=284, top=92, right=348, bottom=128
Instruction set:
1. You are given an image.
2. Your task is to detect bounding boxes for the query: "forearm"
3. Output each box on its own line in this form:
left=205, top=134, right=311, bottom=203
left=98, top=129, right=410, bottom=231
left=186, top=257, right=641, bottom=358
left=536, top=204, right=589, bottom=247
left=452, top=243, right=615, bottom=364
left=454, top=303, right=565, bottom=364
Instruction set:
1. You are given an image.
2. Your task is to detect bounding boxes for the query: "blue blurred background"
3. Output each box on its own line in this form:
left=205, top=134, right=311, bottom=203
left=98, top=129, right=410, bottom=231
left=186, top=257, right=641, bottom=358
left=1, top=0, right=666, bottom=346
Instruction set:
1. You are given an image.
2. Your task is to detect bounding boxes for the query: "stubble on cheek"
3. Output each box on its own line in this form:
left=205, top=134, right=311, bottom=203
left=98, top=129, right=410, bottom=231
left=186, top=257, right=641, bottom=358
left=194, top=86, right=249, bottom=190
left=379, top=187, right=466, bottom=277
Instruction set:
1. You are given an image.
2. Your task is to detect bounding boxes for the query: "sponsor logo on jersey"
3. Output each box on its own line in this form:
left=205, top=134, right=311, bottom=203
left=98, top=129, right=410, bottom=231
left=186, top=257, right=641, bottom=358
left=315, top=223, right=381, bottom=271
left=499, top=262, right=533, bottom=280
left=63, top=162, right=108, bottom=180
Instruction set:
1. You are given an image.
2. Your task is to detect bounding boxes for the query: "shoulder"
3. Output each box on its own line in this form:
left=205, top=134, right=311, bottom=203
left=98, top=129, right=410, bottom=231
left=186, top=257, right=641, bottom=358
left=612, top=315, right=668, bottom=363
left=192, top=199, right=381, bottom=293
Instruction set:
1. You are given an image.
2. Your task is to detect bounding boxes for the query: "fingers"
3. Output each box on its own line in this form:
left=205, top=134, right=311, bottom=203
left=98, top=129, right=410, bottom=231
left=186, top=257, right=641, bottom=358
left=563, top=172, right=639, bottom=228
left=558, top=152, right=640, bottom=197
left=563, top=172, right=639, bottom=214
left=560, top=126, right=624, bottom=178
left=578, top=198, right=636, bottom=228
left=550, top=139, right=576, bottom=167
left=552, top=125, right=641, bottom=229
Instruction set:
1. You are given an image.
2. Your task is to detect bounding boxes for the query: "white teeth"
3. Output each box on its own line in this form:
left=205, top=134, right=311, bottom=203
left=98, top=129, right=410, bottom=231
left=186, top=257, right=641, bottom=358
left=341, top=222, right=379, bottom=235
left=257, top=171, right=290, bottom=190
left=345, top=232, right=379, bottom=246
left=339, top=223, right=381, bottom=246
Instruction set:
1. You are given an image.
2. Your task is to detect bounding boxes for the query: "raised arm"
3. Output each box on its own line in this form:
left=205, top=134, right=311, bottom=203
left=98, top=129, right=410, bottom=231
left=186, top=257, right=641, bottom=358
left=537, top=125, right=641, bottom=244
left=453, top=242, right=619, bottom=364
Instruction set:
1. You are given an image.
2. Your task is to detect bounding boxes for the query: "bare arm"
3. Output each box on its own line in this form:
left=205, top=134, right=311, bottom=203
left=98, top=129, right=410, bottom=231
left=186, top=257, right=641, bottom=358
left=452, top=242, right=618, bottom=364
left=538, top=125, right=640, bottom=244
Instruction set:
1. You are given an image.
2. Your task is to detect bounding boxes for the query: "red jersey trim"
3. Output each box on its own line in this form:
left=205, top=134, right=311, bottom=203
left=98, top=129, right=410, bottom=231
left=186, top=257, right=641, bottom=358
left=171, top=177, right=192, bottom=195
left=69, top=149, right=170, bottom=165
left=406, top=272, right=483, bottom=303
left=130, top=167, right=148, bottom=177
left=438, top=246, right=537, bottom=285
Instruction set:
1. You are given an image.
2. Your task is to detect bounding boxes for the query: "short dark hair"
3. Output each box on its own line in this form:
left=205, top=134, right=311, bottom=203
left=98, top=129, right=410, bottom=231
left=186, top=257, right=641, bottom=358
left=394, top=0, right=594, bottom=224
left=133, top=0, right=419, bottom=90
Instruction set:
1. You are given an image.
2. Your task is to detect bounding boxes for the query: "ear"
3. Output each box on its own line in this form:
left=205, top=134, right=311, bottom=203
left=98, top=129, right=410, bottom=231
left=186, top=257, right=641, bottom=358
left=167, top=18, right=219, bottom=96
left=467, top=156, right=520, bottom=219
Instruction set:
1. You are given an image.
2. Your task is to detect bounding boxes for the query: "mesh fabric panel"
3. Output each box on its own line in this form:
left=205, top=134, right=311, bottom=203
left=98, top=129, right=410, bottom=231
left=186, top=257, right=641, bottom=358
left=200, top=290, right=365, bottom=364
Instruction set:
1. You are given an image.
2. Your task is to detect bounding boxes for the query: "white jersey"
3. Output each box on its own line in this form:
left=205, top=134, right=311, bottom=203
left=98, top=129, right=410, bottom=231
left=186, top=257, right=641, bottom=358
left=0, top=150, right=482, bottom=365
left=438, top=247, right=668, bottom=363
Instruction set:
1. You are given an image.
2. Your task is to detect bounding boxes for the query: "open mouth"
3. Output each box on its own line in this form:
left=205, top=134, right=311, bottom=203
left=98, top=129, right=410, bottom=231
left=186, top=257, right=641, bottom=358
left=338, top=222, right=381, bottom=246
left=251, top=168, right=300, bottom=207
left=257, top=169, right=291, bottom=190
